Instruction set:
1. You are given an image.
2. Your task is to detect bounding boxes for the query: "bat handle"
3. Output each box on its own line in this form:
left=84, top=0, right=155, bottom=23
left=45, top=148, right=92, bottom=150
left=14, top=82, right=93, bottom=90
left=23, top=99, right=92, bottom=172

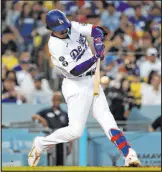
left=94, top=58, right=100, bottom=96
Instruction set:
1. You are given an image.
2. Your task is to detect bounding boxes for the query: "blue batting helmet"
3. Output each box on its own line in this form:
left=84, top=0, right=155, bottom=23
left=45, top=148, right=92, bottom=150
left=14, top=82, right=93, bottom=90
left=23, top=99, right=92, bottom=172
left=46, top=9, right=71, bottom=32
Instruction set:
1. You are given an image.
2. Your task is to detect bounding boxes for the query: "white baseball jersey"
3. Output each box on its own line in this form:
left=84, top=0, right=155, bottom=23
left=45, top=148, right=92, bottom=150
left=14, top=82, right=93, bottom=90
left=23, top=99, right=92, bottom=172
left=48, top=21, right=96, bottom=78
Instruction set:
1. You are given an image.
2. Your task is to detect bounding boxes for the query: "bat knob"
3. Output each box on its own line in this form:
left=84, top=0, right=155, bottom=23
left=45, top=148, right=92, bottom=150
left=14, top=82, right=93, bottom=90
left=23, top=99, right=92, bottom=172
left=94, top=93, right=99, bottom=96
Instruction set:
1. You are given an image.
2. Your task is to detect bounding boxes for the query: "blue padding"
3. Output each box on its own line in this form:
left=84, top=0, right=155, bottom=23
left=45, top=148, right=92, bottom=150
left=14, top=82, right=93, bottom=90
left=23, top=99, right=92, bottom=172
left=79, top=128, right=88, bottom=166
left=116, top=135, right=127, bottom=145
left=2, top=129, right=47, bottom=166
left=121, top=145, right=130, bottom=157
left=109, top=129, right=130, bottom=157
left=2, top=129, right=45, bottom=151
left=109, top=129, right=121, bottom=136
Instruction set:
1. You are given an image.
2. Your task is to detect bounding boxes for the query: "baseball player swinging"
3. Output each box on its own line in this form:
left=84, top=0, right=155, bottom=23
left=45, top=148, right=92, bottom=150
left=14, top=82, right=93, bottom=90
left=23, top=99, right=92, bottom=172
left=28, top=9, right=141, bottom=167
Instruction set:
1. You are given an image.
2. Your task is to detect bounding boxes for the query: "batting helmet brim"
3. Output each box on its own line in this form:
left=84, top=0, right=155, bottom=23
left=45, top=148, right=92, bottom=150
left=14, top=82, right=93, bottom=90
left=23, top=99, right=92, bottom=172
left=51, top=21, right=71, bottom=32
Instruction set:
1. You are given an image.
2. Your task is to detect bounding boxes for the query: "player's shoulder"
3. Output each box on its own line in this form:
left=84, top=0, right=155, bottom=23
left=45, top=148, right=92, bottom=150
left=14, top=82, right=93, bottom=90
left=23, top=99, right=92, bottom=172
left=71, top=21, right=79, bottom=27
left=37, top=107, right=52, bottom=114
left=71, top=21, right=88, bottom=29
left=71, top=21, right=92, bottom=37
left=48, top=35, right=62, bottom=45
left=71, top=21, right=79, bottom=31
left=48, top=35, right=64, bottom=55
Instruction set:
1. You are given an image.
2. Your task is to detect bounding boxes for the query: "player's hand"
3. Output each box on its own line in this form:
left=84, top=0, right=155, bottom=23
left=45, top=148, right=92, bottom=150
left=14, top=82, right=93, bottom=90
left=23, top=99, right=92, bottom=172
left=93, top=37, right=105, bottom=58
left=94, top=53, right=104, bottom=61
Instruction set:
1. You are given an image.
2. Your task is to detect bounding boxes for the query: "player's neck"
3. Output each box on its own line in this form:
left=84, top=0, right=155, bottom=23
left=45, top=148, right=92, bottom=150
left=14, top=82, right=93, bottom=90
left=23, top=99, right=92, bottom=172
left=53, top=106, right=60, bottom=111
left=51, top=32, right=69, bottom=39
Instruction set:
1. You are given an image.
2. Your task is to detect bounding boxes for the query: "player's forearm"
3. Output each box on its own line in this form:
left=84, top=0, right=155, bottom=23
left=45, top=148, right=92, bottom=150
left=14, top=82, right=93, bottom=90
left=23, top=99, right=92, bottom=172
left=70, top=55, right=97, bottom=76
left=32, top=115, right=48, bottom=127
left=32, top=115, right=39, bottom=121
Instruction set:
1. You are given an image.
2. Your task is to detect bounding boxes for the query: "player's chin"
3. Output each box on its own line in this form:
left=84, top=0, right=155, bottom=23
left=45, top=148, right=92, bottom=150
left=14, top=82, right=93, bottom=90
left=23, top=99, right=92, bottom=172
left=63, top=33, right=68, bottom=38
left=59, top=33, right=68, bottom=38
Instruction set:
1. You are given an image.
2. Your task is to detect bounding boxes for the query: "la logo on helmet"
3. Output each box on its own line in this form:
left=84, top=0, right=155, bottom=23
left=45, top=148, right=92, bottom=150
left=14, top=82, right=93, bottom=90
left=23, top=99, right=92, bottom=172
left=58, top=18, right=64, bottom=24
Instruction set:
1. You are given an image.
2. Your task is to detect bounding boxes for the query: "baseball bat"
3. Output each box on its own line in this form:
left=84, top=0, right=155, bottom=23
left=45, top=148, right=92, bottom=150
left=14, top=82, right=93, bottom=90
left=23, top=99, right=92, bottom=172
left=93, top=58, right=100, bottom=96
left=93, top=26, right=108, bottom=96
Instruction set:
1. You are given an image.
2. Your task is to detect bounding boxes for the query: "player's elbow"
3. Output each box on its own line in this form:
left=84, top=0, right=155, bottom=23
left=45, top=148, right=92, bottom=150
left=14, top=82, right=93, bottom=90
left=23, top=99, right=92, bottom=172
left=32, top=114, right=42, bottom=123
left=32, top=115, right=38, bottom=121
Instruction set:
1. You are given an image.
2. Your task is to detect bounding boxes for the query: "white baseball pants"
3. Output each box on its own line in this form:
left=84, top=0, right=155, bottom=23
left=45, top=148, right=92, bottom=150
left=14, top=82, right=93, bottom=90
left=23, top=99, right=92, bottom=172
left=37, top=76, right=119, bottom=151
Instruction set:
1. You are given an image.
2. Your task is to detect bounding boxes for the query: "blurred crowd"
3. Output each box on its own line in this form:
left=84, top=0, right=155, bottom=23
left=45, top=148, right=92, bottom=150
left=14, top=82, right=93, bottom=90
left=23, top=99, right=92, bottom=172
left=1, top=0, right=161, bottom=119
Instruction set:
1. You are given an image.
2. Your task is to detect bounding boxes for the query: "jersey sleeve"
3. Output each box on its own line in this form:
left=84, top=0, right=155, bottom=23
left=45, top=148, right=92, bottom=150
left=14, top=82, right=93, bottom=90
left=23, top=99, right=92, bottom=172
left=49, top=44, right=76, bottom=73
left=72, top=21, right=93, bottom=37
left=48, top=37, right=76, bottom=73
left=51, top=54, right=76, bottom=73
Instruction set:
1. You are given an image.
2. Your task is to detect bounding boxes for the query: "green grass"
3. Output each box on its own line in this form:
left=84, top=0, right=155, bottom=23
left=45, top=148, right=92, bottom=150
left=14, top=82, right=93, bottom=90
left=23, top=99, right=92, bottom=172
left=2, top=166, right=161, bottom=171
